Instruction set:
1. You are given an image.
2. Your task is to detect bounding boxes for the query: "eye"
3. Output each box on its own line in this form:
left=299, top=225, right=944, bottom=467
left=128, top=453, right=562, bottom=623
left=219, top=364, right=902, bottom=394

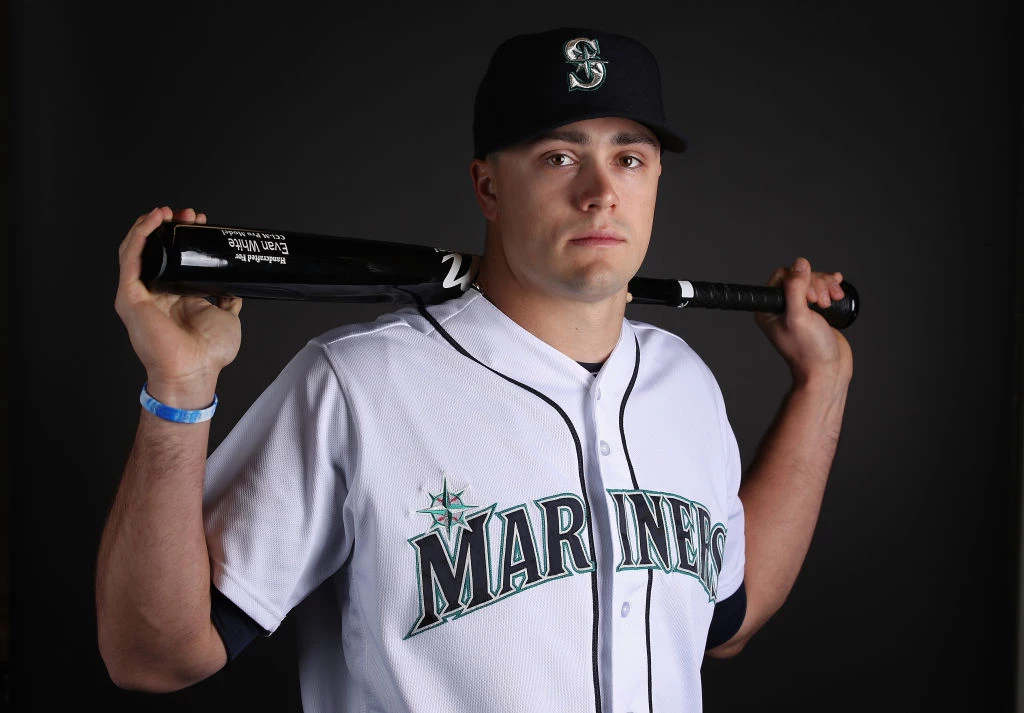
left=545, top=153, right=575, bottom=167
left=619, top=155, right=644, bottom=169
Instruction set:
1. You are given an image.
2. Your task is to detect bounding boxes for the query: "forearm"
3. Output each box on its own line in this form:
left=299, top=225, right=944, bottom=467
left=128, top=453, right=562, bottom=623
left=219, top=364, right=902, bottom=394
left=96, top=382, right=226, bottom=690
left=714, top=372, right=849, bottom=655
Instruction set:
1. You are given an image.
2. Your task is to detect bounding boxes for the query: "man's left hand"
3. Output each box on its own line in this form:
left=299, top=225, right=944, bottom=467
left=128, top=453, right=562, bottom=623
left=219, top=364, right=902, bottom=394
left=755, top=257, right=854, bottom=389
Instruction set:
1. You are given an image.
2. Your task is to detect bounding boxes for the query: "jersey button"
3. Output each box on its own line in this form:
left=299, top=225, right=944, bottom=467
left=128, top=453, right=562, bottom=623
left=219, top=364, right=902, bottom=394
left=620, top=601, right=631, bottom=617
left=599, top=441, right=611, bottom=456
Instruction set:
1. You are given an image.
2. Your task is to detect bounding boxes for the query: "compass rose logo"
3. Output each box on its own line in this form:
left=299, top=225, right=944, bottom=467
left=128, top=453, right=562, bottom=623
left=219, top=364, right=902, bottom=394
left=417, top=477, right=478, bottom=541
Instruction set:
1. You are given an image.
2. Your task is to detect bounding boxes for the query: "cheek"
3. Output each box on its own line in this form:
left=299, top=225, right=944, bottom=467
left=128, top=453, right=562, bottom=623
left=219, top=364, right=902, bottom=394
left=496, top=174, right=530, bottom=220
left=624, top=186, right=658, bottom=224
left=500, top=183, right=558, bottom=234
left=639, top=184, right=660, bottom=224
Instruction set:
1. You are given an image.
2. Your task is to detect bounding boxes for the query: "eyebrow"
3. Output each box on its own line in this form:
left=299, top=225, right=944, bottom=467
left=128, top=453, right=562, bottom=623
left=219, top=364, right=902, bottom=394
left=611, top=131, right=660, bottom=148
left=531, top=128, right=660, bottom=149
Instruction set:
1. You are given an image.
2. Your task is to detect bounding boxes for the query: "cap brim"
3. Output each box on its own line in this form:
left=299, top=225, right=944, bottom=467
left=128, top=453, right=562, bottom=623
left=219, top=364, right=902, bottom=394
left=484, top=110, right=687, bottom=157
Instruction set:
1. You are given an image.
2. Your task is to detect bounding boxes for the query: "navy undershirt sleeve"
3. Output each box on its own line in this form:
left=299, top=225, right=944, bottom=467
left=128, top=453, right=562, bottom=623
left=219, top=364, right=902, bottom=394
left=210, top=585, right=269, bottom=663
left=705, top=581, right=747, bottom=650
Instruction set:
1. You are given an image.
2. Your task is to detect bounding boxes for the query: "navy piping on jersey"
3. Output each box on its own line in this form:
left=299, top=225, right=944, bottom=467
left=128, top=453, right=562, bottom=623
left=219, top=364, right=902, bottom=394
left=616, top=336, right=655, bottom=713
left=416, top=301, right=604, bottom=713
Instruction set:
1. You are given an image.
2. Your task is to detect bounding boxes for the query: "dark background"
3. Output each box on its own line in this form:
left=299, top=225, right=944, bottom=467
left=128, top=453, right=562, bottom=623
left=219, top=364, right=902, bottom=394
left=8, top=1, right=1022, bottom=711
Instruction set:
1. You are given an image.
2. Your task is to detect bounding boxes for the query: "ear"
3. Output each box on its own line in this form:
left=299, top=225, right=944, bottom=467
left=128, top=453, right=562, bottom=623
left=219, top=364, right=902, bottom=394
left=470, top=158, right=499, bottom=222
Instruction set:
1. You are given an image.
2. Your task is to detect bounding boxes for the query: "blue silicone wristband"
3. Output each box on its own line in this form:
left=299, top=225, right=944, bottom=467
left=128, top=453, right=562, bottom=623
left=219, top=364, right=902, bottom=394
left=139, top=383, right=218, bottom=423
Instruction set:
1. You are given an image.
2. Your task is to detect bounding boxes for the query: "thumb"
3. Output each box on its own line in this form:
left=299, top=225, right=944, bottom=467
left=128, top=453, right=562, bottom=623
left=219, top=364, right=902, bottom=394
left=783, top=257, right=813, bottom=317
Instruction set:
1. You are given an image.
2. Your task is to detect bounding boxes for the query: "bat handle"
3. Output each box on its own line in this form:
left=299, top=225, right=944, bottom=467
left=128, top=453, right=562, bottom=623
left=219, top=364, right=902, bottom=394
left=687, top=280, right=859, bottom=329
left=627, top=278, right=859, bottom=329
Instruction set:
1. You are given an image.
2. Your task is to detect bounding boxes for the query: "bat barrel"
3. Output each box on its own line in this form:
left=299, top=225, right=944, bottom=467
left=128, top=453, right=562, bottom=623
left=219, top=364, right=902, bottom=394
left=140, top=222, right=479, bottom=304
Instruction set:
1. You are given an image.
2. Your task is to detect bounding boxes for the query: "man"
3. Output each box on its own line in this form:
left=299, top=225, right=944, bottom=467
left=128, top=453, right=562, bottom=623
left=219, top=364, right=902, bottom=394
left=97, top=27, right=852, bottom=713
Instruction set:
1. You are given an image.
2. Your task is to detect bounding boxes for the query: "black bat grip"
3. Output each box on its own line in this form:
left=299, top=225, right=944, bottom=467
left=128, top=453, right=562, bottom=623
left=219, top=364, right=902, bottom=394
left=688, top=280, right=859, bottom=329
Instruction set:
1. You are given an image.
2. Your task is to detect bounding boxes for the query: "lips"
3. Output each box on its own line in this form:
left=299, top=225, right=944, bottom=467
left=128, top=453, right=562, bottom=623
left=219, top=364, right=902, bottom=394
left=568, top=230, right=626, bottom=246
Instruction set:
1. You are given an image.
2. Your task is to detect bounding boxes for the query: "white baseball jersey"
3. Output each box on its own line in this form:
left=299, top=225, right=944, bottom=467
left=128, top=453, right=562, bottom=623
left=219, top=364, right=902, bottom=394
left=203, top=289, right=745, bottom=713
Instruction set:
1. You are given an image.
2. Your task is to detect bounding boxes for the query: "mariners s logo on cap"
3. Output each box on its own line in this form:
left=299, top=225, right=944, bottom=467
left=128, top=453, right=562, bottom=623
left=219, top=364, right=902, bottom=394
left=564, top=37, right=607, bottom=91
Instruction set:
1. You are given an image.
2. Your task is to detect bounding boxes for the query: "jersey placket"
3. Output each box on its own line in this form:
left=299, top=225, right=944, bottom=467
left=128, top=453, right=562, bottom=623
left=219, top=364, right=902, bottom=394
left=587, top=332, right=652, bottom=713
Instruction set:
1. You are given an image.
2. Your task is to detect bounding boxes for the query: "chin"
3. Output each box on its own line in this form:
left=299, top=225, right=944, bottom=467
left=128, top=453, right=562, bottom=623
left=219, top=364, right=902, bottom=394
left=561, top=274, right=629, bottom=302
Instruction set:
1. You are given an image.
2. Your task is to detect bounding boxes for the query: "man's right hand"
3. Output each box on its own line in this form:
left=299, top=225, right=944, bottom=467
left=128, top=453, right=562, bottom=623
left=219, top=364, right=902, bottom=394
left=115, top=206, right=243, bottom=406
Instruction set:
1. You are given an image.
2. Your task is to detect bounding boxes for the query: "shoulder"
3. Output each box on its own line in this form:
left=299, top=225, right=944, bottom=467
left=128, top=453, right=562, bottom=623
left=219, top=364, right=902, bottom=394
left=304, top=292, right=484, bottom=369
left=628, top=319, right=710, bottom=369
left=627, top=319, right=727, bottom=399
left=628, top=319, right=693, bottom=351
left=311, top=309, right=422, bottom=352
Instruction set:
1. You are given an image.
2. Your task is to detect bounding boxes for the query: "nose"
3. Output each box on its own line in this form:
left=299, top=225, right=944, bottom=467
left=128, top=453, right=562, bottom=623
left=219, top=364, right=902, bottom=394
left=575, top=161, right=618, bottom=212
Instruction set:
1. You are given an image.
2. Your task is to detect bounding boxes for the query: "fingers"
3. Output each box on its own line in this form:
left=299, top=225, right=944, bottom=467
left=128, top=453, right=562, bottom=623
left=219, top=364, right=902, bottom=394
left=118, top=207, right=159, bottom=259
left=782, top=257, right=813, bottom=314
left=767, top=258, right=844, bottom=311
left=117, top=204, right=208, bottom=301
left=808, top=268, right=844, bottom=309
left=169, top=206, right=208, bottom=225
left=827, top=272, right=844, bottom=299
left=118, top=207, right=166, bottom=288
left=216, top=296, right=243, bottom=316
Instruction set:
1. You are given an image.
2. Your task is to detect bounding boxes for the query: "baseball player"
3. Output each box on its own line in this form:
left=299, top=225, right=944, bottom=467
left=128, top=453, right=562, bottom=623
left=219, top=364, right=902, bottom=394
left=97, top=27, right=852, bottom=713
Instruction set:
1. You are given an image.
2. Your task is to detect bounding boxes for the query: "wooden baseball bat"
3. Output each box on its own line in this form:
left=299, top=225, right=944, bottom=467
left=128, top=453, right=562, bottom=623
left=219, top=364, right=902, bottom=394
left=140, top=221, right=859, bottom=329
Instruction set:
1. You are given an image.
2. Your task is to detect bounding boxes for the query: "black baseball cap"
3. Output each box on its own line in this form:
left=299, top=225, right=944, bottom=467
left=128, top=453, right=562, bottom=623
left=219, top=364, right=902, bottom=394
left=473, top=27, right=687, bottom=159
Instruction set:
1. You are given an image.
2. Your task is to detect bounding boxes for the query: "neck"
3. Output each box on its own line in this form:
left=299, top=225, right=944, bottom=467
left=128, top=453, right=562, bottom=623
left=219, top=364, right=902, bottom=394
left=474, top=268, right=627, bottom=365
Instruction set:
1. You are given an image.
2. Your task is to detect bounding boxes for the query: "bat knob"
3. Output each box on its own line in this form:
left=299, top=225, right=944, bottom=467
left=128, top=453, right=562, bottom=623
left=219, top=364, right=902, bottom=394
left=811, top=280, right=859, bottom=329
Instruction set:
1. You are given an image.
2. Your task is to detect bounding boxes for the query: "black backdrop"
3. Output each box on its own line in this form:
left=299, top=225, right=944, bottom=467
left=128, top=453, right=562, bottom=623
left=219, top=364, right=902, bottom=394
left=8, top=1, right=1021, bottom=711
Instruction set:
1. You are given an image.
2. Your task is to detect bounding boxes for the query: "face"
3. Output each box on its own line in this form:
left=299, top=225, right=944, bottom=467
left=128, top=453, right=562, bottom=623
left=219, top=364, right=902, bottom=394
left=472, top=116, right=662, bottom=304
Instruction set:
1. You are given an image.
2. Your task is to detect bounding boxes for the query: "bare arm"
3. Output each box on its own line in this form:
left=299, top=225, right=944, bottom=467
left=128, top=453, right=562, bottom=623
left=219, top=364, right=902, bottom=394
left=708, top=257, right=853, bottom=657
left=96, top=206, right=243, bottom=691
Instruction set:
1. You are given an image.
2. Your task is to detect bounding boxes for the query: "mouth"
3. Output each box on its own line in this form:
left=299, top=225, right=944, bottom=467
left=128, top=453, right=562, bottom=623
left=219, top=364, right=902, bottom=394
left=567, top=230, right=626, bottom=247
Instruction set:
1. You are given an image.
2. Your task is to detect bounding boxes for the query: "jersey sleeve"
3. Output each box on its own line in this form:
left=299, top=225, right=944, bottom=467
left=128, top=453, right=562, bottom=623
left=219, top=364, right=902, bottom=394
left=705, top=581, right=746, bottom=649
left=712, top=376, right=745, bottom=604
left=203, top=341, right=354, bottom=634
left=210, top=584, right=268, bottom=662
